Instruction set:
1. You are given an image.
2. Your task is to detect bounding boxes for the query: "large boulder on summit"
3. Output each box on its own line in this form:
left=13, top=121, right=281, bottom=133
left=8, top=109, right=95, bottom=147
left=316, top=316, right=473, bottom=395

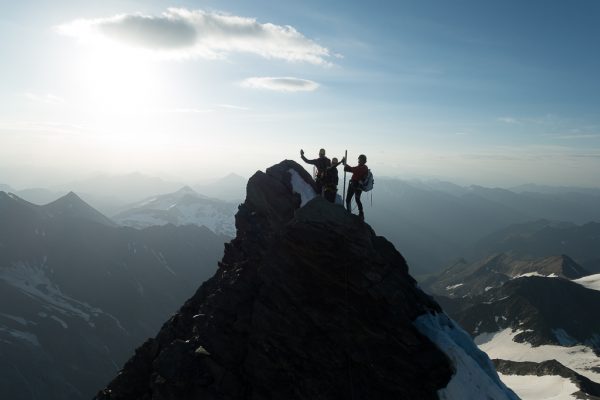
left=95, top=160, right=517, bottom=400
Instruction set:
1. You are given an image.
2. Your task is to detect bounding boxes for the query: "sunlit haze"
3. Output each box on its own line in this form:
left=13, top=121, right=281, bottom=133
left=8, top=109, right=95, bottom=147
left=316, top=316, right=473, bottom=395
left=2, top=0, right=599, bottom=188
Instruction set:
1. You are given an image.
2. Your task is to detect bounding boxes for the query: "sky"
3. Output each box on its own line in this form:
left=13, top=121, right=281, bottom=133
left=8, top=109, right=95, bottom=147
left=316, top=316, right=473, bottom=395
left=1, top=0, right=599, bottom=188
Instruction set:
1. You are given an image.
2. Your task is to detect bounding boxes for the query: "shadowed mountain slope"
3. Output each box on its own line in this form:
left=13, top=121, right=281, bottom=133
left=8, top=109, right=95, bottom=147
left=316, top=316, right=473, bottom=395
left=0, top=191, right=227, bottom=400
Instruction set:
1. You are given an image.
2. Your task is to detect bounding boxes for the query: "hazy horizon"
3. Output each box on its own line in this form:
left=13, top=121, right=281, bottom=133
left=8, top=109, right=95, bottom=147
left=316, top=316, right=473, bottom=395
left=2, top=1, right=599, bottom=189
left=3, top=166, right=600, bottom=195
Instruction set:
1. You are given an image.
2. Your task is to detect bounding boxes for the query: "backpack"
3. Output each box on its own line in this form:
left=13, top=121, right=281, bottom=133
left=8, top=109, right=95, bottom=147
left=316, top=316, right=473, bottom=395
left=359, top=169, right=374, bottom=192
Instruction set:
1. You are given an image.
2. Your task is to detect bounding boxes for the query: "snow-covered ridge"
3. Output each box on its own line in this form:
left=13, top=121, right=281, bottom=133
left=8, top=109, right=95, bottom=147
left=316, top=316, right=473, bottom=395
left=113, top=186, right=237, bottom=236
left=414, top=312, right=518, bottom=400
left=513, top=272, right=559, bottom=279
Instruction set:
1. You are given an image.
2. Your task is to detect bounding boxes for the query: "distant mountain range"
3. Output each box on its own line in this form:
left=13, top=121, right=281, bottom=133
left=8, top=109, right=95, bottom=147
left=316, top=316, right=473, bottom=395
left=112, top=186, right=237, bottom=237
left=3, top=175, right=600, bottom=276
left=424, top=253, right=589, bottom=298
left=366, top=178, right=600, bottom=275
left=469, top=219, right=600, bottom=273
left=0, top=190, right=227, bottom=400
left=0, top=172, right=247, bottom=215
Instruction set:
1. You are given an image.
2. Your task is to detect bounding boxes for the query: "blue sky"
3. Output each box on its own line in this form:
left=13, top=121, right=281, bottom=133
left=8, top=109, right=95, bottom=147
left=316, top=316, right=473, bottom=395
left=1, top=0, right=599, bottom=187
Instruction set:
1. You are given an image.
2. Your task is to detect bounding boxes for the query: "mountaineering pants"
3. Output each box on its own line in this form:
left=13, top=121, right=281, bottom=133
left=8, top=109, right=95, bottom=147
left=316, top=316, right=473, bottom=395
left=346, top=181, right=363, bottom=212
left=315, top=178, right=324, bottom=197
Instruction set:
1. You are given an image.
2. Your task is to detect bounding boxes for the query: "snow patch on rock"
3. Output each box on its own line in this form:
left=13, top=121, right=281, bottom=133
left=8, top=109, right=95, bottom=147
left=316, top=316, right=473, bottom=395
left=414, top=312, right=518, bottom=400
left=445, top=283, right=464, bottom=291
left=0, top=326, right=40, bottom=346
left=288, top=168, right=316, bottom=207
left=0, top=313, right=29, bottom=326
left=0, top=261, right=128, bottom=334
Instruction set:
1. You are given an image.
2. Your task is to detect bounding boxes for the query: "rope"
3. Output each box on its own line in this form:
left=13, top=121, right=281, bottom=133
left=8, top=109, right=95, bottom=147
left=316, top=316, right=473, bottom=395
left=342, top=150, right=348, bottom=204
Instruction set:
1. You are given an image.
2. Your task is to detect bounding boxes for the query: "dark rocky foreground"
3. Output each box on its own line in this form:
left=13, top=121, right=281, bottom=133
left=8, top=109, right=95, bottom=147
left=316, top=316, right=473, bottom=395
left=94, top=160, right=503, bottom=400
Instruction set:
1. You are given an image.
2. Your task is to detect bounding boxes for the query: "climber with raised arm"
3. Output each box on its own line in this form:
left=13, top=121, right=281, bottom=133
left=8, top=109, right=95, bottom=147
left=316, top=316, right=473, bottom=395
left=300, top=148, right=331, bottom=196
left=322, top=156, right=344, bottom=203
left=343, top=154, right=368, bottom=220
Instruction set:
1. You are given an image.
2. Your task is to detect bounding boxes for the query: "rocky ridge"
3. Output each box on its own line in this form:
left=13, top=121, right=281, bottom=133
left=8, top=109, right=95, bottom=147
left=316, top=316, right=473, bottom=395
left=95, top=160, right=515, bottom=400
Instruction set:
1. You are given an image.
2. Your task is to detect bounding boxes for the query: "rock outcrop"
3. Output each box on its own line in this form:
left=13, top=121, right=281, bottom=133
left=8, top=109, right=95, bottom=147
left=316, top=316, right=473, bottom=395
left=95, top=160, right=514, bottom=400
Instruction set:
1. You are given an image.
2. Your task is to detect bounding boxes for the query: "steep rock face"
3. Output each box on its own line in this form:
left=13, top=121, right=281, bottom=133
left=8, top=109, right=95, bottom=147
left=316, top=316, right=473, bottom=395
left=95, top=160, right=511, bottom=400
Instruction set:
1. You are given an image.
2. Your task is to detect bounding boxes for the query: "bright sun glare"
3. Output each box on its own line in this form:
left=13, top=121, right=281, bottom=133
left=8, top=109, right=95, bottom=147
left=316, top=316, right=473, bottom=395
left=74, top=40, right=163, bottom=113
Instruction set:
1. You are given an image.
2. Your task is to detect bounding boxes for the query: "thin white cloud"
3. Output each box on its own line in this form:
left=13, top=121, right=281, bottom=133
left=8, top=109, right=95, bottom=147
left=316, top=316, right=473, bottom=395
left=56, top=8, right=333, bottom=65
left=217, top=104, right=250, bottom=111
left=497, top=117, right=518, bottom=124
left=555, top=134, right=600, bottom=140
left=241, top=77, right=320, bottom=92
left=0, top=121, right=91, bottom=136
left=498, top=114, right=564, bottom=126
left=160, top=108, right=215, bottom=114
left=23, top=92, right=65, bottom=105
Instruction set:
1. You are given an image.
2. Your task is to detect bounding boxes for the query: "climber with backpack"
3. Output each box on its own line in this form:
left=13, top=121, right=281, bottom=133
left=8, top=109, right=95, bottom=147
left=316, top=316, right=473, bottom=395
left=300, top=148, right=331, bottom=196
left=343, top=154, right=372, bottom=221
left=322, top=156, right=345, bottom=203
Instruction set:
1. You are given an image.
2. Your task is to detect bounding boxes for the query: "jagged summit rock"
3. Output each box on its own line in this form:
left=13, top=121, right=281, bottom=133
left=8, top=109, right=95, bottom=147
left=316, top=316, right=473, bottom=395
left=95, top=160, right=516, bottom=400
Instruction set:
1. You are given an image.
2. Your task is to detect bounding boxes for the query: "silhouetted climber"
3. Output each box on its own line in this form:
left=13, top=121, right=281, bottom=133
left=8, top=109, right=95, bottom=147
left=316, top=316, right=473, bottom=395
left=323, top=156, right=345, bottom=203
left=300, top=148, right=331, bottom=195
left=343, top=154, right=368, bottom=220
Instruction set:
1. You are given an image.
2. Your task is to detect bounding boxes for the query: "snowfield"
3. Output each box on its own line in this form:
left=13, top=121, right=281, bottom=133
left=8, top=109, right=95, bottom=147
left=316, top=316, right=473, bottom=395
left=498, top=373, right=579, bottom=400
left=475, top=328, right=600, bottom=383
left=573, top=273, right=600, bottom=291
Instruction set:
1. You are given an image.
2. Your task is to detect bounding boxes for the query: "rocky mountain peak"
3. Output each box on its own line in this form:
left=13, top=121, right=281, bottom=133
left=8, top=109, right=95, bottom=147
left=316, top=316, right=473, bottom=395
left=42, top=191, right=115, bottom=226
left=95, top=160, right=515, bottom=400
left=175, top=185, right=198, bottom=195
left=550, top=254, right=590, bottom=279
